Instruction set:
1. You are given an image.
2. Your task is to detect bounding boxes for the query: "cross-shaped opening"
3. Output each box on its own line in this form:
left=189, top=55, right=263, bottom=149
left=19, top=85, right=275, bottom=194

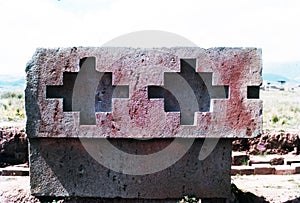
left=46, top=72, right=77, bottom=111
left=46, top=57, right=129, bottom=125
left=95, top=72, right=129, bottom=112
left=148, top=59, right=229, bottom=125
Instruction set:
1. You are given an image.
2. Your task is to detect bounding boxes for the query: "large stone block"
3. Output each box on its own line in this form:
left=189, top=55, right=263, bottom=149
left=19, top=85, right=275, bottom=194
left=25, top=47, right=262, bottom=201
left=25, top=47, right=262, bottom=139
left=29, top=138, right=232, bottom=199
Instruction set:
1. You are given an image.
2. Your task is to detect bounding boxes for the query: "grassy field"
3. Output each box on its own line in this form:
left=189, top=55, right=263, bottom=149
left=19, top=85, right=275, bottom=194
left=0, top=91, right=25, bottom=125
left=0, top=89, right=300, bottom=132
left=261, top=89, right=300, bottom=132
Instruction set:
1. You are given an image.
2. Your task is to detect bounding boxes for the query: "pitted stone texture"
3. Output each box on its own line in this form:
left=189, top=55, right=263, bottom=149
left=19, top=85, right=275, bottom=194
left=25, top=47, right=262, bottom=138
left=29, top=138, right=232, bottom=199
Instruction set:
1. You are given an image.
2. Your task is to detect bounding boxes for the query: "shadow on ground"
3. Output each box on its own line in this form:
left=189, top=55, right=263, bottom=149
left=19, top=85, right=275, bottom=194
left=230, top=184, right=269, bottom=203
left=283, top=198, right=300, bottom=203
left=35, top=184, right=270, bottom=203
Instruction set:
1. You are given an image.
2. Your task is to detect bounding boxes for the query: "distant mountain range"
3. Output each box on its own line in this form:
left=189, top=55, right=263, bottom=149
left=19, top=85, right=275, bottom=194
left=263, top=61, right=300, bottom=83
left=0, top=75, right=25, bottom=91
left=262, top=73, right=300, bottom=83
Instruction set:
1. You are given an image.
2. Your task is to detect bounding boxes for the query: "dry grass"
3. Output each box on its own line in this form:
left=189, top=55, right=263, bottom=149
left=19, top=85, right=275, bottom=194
left=261, top=89, right=300, bottom=132
left=0, top=91, right=25, bottom=124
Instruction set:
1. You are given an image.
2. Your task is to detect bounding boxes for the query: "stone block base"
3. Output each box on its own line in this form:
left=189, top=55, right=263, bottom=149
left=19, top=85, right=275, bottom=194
left=29, top=138, right=231, bottom=200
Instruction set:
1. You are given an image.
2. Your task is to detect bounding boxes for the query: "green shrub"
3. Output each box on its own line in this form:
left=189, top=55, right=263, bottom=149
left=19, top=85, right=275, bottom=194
left=15, top=108, right=25, bottom=118
left=1, top=92, right=15, bottom=99
left=242, top=158, right=248, bottom=166
left=291, top=107, right=300, bottom=113
left=2, top=104, right=7, bottom=110
left=271, top=115, right=279, bottom=123
left=17, top=94, right=23, bottom=99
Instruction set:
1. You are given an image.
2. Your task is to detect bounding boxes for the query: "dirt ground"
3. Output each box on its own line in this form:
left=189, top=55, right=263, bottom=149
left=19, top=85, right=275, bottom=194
left=1, top=175, right=300, bottom=203
left=232, top=174, right=300, bottom=203
left=0, top=176, right=39, bottom=203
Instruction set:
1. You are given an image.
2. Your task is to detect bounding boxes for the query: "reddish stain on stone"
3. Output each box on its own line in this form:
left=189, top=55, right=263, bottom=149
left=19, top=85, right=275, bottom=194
left=197, top=113, right=212, bottom=130
left=218, top=51, right=256, bottom=136
left=53, top=100, right=60, bottom=122
left=96, top=113, right=118, bottom=135
left=128, top=87, right=152, bottom=128
left=205, top=113, right=212, bottom=126
left=112, top=62, right=123, bottom=85
left=114, top=69, right=123, bottom=84
left=204, top=113, right=212, bottom=130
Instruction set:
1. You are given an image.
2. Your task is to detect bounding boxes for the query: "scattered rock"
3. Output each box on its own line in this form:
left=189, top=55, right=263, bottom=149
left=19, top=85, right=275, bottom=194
left=232, top=139, right=249, bottom=151
left=0, top=127, right=28, bottom=167
left=233, top=131, right=300, bottom=155
left=232, top=153, right=249, bottom=166
left=270, top=157, right=284, bottom=165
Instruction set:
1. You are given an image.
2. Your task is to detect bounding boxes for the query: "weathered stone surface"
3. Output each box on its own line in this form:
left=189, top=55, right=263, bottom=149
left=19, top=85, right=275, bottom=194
left=25, top=47, right=262, bottom=138
left=270, top=157, right=284, bottom=165
left=253, top=164, right=275, bottom=175
left=0, top=127, right=28, bottom=167
left=231, top=152, right=249, bottom=165
left=29, top=138, right=232, bottom=199
left=235, top=132, right=300, bottom=155
left=292, top=163, right=300, bottom=174
left=231, top=166, right=254, bottom=175
left=26, top=47, right=262, bottom=200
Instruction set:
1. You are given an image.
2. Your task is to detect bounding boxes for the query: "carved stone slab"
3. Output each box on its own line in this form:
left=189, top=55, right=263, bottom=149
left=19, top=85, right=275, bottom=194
left=25, top=47, right=262, bottom=138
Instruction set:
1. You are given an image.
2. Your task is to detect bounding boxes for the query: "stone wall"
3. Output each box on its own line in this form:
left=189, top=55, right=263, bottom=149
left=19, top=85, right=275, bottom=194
left=233, top=131, right=300, bottom=155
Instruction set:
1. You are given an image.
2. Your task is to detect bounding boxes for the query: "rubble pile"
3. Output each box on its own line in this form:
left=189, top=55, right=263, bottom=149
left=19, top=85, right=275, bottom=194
left=233, top=131, right=300, bottom=155
left=0, top=127, right=28, bottom=167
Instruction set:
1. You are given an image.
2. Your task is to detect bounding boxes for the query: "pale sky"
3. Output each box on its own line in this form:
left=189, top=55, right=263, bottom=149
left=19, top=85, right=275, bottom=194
left=0, top=0, right=300, bottom=75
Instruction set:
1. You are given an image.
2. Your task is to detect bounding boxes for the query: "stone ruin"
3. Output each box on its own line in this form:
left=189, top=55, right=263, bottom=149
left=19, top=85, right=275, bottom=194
left=0, top=127, right=28, bottom=167
left=25, top=47, right=262, bottom=202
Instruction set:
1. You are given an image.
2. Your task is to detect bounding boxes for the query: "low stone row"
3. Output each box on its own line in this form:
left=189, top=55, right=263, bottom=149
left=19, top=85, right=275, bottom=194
left=0, top=165, right=29, bottom=176
left=231, top=163, right=300, bottom=175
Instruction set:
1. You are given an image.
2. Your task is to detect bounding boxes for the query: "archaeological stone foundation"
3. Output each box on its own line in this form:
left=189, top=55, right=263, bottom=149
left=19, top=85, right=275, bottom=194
left=25, top=47, right=262, bottom=202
